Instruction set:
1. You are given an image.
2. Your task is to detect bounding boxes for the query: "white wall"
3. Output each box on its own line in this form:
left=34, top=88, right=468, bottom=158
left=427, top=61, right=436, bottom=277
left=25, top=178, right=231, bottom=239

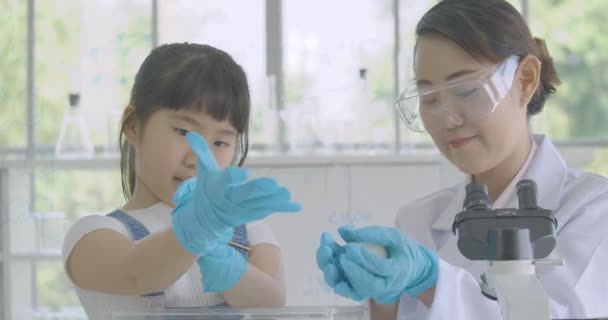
left=248, top=154, right=451, bottom=306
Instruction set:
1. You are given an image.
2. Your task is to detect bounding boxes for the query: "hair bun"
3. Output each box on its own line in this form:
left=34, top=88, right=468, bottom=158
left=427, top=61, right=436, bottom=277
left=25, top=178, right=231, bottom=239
left=534, top=37, right=561, bottom=88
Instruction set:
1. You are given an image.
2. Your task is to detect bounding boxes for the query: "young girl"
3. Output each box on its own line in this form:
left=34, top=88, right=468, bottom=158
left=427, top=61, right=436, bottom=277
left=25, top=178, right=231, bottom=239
left=62, top=43, right=301, bottom=320
left=317, top=0, right=608, bottom=319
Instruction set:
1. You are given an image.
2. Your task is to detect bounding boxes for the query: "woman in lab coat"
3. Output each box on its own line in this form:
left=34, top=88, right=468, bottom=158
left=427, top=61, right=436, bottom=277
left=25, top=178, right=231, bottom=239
left=316, top=0, right=608, bottom=319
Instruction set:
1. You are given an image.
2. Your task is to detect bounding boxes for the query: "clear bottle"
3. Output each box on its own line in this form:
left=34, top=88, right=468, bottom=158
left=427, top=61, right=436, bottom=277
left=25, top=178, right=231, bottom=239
left=349, top=67, right=373, bottom=146
left=55, top=93, right=94, bottom=159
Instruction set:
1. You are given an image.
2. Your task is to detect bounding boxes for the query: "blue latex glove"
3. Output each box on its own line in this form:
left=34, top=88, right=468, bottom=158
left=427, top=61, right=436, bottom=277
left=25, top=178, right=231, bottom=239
left=198, top=243, right=247, bottom=292
left=317, top=225, right=438, bottom=304
left=317, top=231, right=375, bottom=301
left=172, top=131, right=302, bottom=255
left=316, top=233, right=355, bottom=295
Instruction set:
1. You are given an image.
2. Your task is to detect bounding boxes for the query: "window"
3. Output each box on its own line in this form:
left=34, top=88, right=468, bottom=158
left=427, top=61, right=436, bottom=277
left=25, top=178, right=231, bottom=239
left=398, top=0, right=436, bottom=147
left=158, top=1, right=271, bottom=150
left=7, top=168, right=122, bottom=319
left=529, top=0, right=608, bottom=140
left=35, top=261, right=81, bottom=317
left=507, top=0, right=524, bottom=13
left=35, top=0, right=151, bottom=155
left=526, top=0, right=608, bottom=175
left=3, top=1, right=149, bottom=317
left=283, top=0, right=396, bottom=152
left=0, top=0, right=27, bottom=148
left=36, top=168, right=121, bottom=317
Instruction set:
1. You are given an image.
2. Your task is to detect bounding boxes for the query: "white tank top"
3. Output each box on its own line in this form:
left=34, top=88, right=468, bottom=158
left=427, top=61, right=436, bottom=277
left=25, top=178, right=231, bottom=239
left=62, top=202, right=278, bottom=320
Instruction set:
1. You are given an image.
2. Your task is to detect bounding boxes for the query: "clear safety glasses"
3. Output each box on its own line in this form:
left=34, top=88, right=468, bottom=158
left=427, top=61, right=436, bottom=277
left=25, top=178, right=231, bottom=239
left=395, top=55, right=520, bottom=132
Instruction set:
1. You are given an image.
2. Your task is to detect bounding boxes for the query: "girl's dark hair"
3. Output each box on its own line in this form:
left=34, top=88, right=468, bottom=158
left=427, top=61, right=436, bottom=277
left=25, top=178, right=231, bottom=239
left=415, top=0, right=561, bottom=115
left=119, top=43, right=250, bottom=200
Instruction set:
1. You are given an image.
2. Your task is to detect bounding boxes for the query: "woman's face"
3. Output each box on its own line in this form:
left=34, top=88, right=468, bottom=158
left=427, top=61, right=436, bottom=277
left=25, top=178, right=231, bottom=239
left=413, top=35, right=530, bottom=175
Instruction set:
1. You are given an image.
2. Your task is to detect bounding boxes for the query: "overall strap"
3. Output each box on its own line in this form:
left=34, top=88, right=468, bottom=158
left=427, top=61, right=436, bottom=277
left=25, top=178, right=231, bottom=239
left=231, top=224, right=250, bottom=258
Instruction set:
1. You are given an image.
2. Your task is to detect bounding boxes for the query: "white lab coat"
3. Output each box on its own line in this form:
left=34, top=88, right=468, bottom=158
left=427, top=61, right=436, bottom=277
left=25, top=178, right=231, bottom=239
left=395, top=135, right=608, bottom=319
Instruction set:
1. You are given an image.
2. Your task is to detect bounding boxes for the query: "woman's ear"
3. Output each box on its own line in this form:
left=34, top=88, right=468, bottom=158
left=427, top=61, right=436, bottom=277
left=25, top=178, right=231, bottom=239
left=516, top=55, right=542, bottom=110
left=121, top=105, right=139, bottom=145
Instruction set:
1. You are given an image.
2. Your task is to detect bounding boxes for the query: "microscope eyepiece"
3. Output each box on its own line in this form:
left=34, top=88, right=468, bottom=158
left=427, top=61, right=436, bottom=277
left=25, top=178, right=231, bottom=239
left=463, top=183, right=493, bottom=211
left=517, top=179, right=539, bottom=209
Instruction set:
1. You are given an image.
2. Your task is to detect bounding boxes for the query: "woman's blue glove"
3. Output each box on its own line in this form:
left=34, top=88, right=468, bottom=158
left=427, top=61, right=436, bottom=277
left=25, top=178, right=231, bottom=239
left=316, top=233, right=353, bottom=294
left=198, top=242, right=247, bottom=292
left=172, top=131, right=302, bottom=255
left=317, top=225, right=439, bottom=304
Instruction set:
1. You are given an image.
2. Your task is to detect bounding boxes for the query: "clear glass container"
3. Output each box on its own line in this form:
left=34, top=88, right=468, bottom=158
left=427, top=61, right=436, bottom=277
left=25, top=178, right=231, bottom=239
left=55, top=93, right=94, bottom=159
left=112, top=306, right=367, bottom=320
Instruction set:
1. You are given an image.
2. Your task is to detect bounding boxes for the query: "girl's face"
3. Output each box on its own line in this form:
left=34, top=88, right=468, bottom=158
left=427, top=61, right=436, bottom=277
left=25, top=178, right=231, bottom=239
left=126, top=108, right=238, bottom=207
left=413, top=35, right=533, bottom=175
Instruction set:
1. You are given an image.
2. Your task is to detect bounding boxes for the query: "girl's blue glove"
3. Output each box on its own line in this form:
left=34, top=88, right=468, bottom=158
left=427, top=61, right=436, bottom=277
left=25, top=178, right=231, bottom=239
left=172, top=131, right=302, bottom=255
left=317, top=225, right=438, bottom=304
left=198, top=243, right=247, bottom=292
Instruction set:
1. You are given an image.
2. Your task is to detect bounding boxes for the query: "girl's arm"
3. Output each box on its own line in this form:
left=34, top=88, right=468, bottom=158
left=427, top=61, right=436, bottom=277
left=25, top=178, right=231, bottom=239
left=368, top=287, right=434, bottom=320
left=222, top=243, right=287, bottom=308
left=418, top=286, right=435, bottom=307
left=66, top=227, right=197, bottom=295
left=370, top=300, right=399, bottom=320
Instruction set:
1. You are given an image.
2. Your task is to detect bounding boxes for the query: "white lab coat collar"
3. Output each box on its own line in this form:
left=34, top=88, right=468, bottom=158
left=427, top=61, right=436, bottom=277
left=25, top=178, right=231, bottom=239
left=431, top=134, right=568, bottom=232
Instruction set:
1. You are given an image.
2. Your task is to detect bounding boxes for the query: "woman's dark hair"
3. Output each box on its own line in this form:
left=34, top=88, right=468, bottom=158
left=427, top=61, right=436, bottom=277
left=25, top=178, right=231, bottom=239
left=119, top=43, right=250, bottom=200
left=416, top=0, right=560, bottom=115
